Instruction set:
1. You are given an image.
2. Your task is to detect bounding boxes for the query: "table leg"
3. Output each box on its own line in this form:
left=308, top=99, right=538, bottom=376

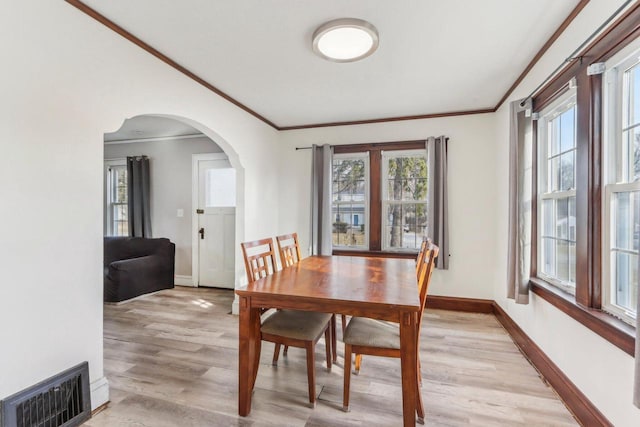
left=399, top=311, right=418, bottom=427
left=238, top=296, right=260, bottom=416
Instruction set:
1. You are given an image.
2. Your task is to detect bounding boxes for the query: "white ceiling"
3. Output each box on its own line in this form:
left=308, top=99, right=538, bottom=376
left=82, top=0, right=580, bottom=128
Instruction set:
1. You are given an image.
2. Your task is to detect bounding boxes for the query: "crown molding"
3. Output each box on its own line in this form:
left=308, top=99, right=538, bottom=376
left=104, top=133, right=206, bottom=145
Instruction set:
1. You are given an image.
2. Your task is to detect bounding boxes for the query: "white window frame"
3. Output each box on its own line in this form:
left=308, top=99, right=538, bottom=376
left=381, top=149, right=429, bottom=252
left=104, top=159, right=128, bottom=237
left=537, top=90, right=577, bottom=294
left=602, top=38, right=640, bottom=324
left=331, top=152, right=369, bottom=250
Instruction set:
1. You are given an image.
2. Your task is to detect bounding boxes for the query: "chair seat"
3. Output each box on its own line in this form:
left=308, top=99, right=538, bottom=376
left=343, top=317, right=400, bottom=349
left=261, top=310, right=332, bottom=341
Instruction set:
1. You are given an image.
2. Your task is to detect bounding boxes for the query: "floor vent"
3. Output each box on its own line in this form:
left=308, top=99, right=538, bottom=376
left=0, top=362, right=91, bottom=427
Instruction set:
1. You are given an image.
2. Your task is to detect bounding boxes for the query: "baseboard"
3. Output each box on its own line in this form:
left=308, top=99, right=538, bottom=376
left=427, top=295, right=612, bottom=426
left=90, top=376, right=109, bottom=411
left=425, top=295, right=494, bottom=313
left=175, top=275, right=194, bottom=286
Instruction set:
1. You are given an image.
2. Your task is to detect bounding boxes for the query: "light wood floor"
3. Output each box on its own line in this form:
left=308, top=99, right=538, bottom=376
left=87, top=287, right=578, bottom=426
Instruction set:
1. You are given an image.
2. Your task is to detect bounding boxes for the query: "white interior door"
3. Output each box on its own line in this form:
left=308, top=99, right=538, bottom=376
left=197, top=157, right=236, bottom=288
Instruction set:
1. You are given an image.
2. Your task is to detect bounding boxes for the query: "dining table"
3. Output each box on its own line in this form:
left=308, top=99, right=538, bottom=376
left=236, top=255, right=421, bottom=427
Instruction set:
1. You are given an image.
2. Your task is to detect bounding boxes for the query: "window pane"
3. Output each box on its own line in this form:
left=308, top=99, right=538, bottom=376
left=542, top=199, right=554, bottom=238
left=112, top=204, right=128, bottom=237
left=569, top=242, right=576, bottom=283
left=559, top=107, right=575, bottom=153
left=623, top=127, right=640, bottom=182
left=333, top=159, right=366, bottom=202
left=386, top=156, right=427, bottom=202
left=549, top=156, right=560, bottom=192
left=613, top=251, right=638, bottom=312
left=385, top=203, right=427, bottom=250
left=332, top=203, right=365, bottom=247
left=559, top=152, right=574, bottom=191
left=556, top=197, right=569, bottom=239
left=205, top=168, right=236, bottom=207
left=113, top=168, right=127, bottom=203
left=614, top=191, right=639, bottom=251
left=549, top=119, right=560, bottom=156
left=556, top=240, right=569, bottom=282
left=541, top=238, right=555, bottom=277
left=625, top=63, right=640, bottom=128
left=569, top=196, right=576, bottom=241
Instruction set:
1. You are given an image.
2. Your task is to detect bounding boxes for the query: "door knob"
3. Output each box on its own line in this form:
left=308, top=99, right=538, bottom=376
left=199, top=227, right=205, bottom=239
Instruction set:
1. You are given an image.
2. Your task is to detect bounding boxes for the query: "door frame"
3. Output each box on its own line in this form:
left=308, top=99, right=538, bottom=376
left=191, top=152, right=234, bottom=287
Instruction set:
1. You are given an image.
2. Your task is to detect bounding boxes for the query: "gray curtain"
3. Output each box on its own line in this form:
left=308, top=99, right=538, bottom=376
left=310, top=144, right=333, bottom=256
left=507, top=99, right=533, bottom=304
left=427, top=136, right=449, bottom=270
left=127, top=155, right=152, bottom=238
left=635, top=251, right=640, bottom=408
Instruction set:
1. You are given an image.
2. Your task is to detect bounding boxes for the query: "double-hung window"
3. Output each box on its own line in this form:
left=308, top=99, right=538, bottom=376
left=331, top=141, right=428, bottom=254
left=537, top=92, right=577, bottom=293
left=105, top=161, right=129, bottom=237
left=603, top=40, right=640, bottom=324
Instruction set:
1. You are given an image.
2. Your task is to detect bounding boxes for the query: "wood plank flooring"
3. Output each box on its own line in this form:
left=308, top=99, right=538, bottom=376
left=87, top=287, right=578, bottom=426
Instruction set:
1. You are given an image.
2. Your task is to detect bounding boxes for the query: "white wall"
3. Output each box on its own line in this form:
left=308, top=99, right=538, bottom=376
left=278, top=114, right=498, bottom=300
left=104, top=136, right=223, bottom=277
left=491, top=1, right=640, bottom=425
left=0, top=0, right=279, bottom=409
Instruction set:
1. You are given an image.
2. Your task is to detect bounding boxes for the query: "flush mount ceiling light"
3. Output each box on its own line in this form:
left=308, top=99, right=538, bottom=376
left=312, top=18, right=379, bottom=63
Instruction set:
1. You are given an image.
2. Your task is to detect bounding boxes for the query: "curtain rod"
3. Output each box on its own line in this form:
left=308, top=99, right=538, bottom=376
left=520, top=0, right=634, bottom=107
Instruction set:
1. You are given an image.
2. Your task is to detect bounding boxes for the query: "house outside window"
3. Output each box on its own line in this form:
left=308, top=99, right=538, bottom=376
left=105, top=161, right=129, bottom=237
left=537, top=91, right=577, bottom=294
left=603, top=40, right=640, bottom=324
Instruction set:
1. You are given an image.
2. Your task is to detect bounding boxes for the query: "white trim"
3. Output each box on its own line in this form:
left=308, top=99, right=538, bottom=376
left=192, top=153, right=231, bottom=287
left=175, top=275, right=195, bottom=287
left=90, top=376, right=109, bottom=411
left=104, top=133, right=205, bottom=145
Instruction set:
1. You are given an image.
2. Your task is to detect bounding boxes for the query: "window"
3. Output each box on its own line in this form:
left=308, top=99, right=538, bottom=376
left=527, top=8, right=640, bottom=354
left=106, top=162, right=128, bottom=236
left=332, top=153, right=368, bottom=249
left=537, top=93, right=577, bottom=293
left=331, top=141, right=428, bottom=254
left=603, top=40, right=640, bottom=324
left=382, top=150, right=428, bottom=250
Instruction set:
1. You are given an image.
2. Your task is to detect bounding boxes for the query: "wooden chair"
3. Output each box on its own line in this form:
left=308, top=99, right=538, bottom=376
left=275, top=232, right=340, bottom=364
left=352, top=238, right=429, bottom=374
left=241, top=237, right=333, bottom=407
left=342, top=241, right=439, bottom=424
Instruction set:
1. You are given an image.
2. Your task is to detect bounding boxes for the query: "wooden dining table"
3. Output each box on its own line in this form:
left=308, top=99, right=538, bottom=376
left=236, top=255, right=421, bottom=427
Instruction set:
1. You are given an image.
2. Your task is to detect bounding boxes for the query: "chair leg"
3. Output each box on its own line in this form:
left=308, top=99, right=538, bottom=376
left=324, top=327, right=332, bottom=371
left=354, top=354, right=362, bottom=375
left=272, top=343, right=281, bottom=366
left=343, top=344, right=352, bottom=412
left=416, top=369, right=425, bottom=424
left=283, top=345, right=288, bottom=356
left=305, top=342, right=316, bottom=408
left=330, top=315, right=337, bottom=363
left=418, top=358, right=423, bottom=387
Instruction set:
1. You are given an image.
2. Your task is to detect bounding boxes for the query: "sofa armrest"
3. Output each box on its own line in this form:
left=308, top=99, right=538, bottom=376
left=104, top=255, right=174, bottom=302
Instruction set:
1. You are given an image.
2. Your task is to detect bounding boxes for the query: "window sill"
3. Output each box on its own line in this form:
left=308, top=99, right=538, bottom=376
left=529, top=277, right=635, bottom=356
left=332, top=249, right=417, bottom=259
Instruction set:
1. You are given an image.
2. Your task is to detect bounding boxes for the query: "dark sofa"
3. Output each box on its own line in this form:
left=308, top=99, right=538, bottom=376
left=104, top=237, right=175, bottom=302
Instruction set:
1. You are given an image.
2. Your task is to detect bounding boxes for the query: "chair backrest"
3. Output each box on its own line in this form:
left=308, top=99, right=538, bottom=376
left=416, top=238, right=428, bottom=276
left=241, top=238, right=278, bottom=283
left=417, top=240, right=439, bottom=328
left=276, top=232, right=302, bottom=268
